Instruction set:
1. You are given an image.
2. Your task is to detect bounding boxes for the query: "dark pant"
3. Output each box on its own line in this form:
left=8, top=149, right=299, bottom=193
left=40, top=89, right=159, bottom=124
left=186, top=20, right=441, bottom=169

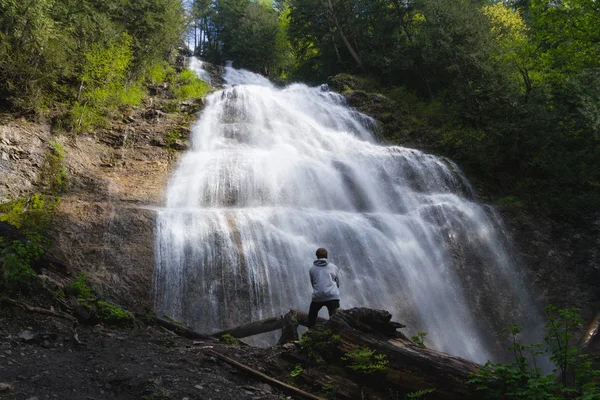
left=307, top=300, right=340, bottom=328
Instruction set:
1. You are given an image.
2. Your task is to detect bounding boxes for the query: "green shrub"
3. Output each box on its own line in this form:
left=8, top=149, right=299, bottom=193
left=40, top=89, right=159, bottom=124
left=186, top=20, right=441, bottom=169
left=300, top=328, right=341, bottom=363
left=220, top=333, right=240, bottom=345
left=173, top=70, right=209, bottom=100
left=342, top=347, right=389, bottom=375
left=146, top=62, right=176, bottom=84
left=289, top=364, right=303, bottom=378
left=469, top=307, right=600, bottom=399
left=66, top=273, right=94, bottom=302
left=0, top=237, right=44, bottom=283
left=411, top=332, right=428, bottom=348
left=70, top=33, right=143, bottom=133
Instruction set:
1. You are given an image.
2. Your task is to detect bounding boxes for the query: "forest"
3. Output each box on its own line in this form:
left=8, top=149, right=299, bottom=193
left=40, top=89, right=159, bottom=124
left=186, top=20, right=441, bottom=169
left=1, top=0, right=599, bottom=223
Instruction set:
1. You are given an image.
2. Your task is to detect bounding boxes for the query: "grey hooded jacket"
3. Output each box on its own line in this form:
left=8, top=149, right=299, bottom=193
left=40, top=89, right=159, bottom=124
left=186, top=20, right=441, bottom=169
left=309, top=258, right=340, bottom=302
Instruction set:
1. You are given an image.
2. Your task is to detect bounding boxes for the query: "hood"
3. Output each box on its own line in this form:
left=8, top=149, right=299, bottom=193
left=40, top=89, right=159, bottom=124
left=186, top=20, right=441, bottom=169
left=313, top=259, right=328, bottom=267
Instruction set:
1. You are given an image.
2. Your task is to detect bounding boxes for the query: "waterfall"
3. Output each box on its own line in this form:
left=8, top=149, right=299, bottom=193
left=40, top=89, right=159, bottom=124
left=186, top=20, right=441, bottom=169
left=154, top=60, right=542, bottom=363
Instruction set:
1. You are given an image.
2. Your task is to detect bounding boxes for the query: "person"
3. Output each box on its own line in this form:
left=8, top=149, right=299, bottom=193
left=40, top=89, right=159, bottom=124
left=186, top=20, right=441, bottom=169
left=307, top=247, right=340, bottom=328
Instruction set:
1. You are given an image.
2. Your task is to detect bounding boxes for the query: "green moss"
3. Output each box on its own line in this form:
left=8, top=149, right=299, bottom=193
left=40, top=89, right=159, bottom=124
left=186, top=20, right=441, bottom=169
left=0, top=194, right=60, bottom=232
left=96, top=300, right=133, bottom=322
left=65, top=273, right=132, bottom=323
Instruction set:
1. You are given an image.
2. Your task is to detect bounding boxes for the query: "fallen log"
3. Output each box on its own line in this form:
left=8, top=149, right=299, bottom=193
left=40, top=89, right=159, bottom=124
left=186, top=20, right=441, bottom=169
left=211, top=310, right=327, bottom=339
left=205, top=349, right=326, bottom=400
left=211, top=316, right=284, bottom=339
left=147, top=315, right=217, bottom=341
left=323, top=308, right=481, bottom=400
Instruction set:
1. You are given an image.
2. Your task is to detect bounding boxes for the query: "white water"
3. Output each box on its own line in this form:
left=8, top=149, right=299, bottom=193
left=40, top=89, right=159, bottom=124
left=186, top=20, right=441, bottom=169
left=189, top=57, right=212, bottom=84
left=154, top=60, right=542, bottom=363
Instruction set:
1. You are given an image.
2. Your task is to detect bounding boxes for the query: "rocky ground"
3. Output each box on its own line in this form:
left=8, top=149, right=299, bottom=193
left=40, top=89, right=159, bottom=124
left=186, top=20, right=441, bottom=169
left=0, top=305, right=292, bottom=400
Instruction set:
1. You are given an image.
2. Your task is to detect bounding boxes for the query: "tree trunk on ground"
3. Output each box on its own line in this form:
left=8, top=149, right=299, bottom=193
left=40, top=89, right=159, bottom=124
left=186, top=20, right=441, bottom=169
left=211, top=310, right=327, bottom=339
left=322, top=308, right=481, bottom=400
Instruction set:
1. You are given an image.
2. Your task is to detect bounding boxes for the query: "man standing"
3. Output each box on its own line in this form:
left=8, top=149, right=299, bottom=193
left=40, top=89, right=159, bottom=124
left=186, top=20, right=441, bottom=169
left=307, top=247, right=340, bottom=328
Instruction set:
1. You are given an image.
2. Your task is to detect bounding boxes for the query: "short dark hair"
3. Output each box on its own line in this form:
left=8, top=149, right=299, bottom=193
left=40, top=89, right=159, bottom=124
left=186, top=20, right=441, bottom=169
left=316, top=248, right=328, bottom=259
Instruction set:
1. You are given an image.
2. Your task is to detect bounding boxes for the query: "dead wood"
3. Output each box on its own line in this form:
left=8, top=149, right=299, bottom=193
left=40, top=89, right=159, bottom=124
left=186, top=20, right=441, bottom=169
left=150, top=315, right=217, bottom=341
left=323, top=308, right=481, bottom=400
left=278, top=310, right=299, bottom=345
left=205, top=349, right=326, bottom=400
left=211, top=316, right=284, bottom=339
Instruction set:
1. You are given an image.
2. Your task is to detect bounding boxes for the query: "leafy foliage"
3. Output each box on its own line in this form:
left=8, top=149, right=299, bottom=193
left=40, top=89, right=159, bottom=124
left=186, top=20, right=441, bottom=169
left=289, top=364, right=303, bottom=378
left=66, top=273, right=94, bottom=302
left=173, top=70, right=210, bottom=100
left=341, top=346, right=388, bottom=375
left=469, top=306, right=600, bottom=399
left=406, top=388, right=436, bottom=399
left=0, top=237, right=44, bottom=284
left=411, top=332, right=428, bottom=348
left=0, top=0, right=187, bottom=124
left=300, top=327, right=341, bottom=363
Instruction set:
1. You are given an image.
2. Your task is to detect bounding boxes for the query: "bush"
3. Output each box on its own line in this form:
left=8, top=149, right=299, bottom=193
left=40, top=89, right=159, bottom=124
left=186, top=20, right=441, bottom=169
left=70, top=33, right=144, bottom=133
left=173, top=70, right=209, bottom=100
left=300, top=328, right=341, bottom=363
left=66, top=273, right=94, bottom=302
left=469, top=306, right=600, bottom=399
left=146, top=62, right=176, bottom=84
left=0, top=237, right=44, bottom=284
left=411, top=332, right=428, bottom=348
left=220, top=333, right=240, bottom=345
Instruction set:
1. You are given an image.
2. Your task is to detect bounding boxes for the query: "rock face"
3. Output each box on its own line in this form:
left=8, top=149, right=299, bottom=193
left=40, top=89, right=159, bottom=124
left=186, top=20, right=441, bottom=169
left=498, top=206, right=600, bottom=323
left=0, top=121, right=52, bottom=202
left=0, top=113, right=185, bottom=312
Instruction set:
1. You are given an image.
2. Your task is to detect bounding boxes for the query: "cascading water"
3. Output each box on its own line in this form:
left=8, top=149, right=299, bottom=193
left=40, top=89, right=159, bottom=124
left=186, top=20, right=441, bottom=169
left=154, top=59, right=543, bottom=363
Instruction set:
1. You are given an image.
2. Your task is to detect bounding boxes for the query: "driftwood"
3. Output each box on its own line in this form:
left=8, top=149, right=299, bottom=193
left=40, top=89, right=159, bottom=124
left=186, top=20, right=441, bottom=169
left=1, top=297, right=78, bottom=325
left=205, top=349, right=326, bottom=400
left=322, top=308, right=481, bottom=400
